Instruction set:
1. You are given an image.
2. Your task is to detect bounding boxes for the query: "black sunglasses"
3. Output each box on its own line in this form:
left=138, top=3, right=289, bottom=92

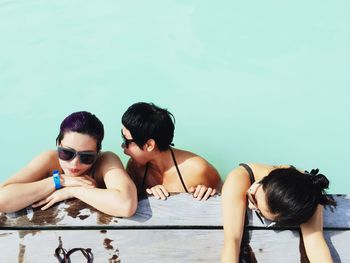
left=121, top=130, right=135, bottom=148
left=57, top=147, right=97, bottom=165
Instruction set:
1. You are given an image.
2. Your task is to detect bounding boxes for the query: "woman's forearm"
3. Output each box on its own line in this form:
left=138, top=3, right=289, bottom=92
left=305, top=235, right=333, bottom=263
left=0, top=177, right=55, bottom=212
left=71, top=186, right=137, bottom=217
left=221, top=240, right=240, bottom=263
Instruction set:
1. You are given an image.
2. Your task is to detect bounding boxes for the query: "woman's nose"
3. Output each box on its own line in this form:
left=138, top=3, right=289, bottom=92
left=70, top=155, right=80, bottom=165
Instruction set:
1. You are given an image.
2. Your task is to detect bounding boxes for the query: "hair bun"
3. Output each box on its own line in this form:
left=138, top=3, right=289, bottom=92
left=307, top=169, right=330, bottom=190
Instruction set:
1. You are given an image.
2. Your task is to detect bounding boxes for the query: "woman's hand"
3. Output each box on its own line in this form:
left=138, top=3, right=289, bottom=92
left=146, top=185, right=170, bottom=200
left=32, top=175, right=97, bottom=210
left=61, top=174, right=96, bottom=188
left=189, top=185, right=216, bottom=201
left=32, top=187, right=75, bottom=210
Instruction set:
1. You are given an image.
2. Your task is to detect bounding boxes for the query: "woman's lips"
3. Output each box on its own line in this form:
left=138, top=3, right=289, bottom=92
left=68, top=168, right=80, bottom=174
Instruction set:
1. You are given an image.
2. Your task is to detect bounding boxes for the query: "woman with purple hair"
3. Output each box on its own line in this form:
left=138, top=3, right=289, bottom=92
left=0, top=111, right=137, bottom=217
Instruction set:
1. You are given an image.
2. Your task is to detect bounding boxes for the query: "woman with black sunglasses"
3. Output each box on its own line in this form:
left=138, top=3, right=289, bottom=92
left=221, top=163, right=336, bottom=263
left=0, top=111, right=137, bottom=217
left=121, top=102, right=221, bottom=201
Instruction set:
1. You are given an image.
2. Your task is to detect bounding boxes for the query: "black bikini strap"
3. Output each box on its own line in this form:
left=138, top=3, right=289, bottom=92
left=239, top=163, right=255, bottom=185
left=170, top=148, right=188, bottom=193
left=142, top=163, right=149, bottom=189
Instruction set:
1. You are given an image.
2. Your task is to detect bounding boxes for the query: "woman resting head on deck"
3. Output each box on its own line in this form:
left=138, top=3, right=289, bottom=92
left=221, top=163, right=336, bottom=263
left=0, top=111, right=137, bottom=217
left=121, top=102, right=221, bottom=201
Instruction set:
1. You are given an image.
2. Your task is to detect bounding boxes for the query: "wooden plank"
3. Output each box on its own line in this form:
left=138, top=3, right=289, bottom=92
left=0, top=229, right=348, bottom=262
left=0, top=194, right=349, bottom=229
left=324, top=195, right=350, bottom=228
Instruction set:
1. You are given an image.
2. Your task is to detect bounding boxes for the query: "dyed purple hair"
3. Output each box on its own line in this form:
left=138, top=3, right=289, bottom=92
left=56, top=111, right=104, bottom=152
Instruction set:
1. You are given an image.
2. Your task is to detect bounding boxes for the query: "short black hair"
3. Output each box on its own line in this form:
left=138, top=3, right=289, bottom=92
left=56, top=111, right=104, bottom=152
left=261, top=168, right=336, bottom=226
left=122, top=102, right=175, bottom=151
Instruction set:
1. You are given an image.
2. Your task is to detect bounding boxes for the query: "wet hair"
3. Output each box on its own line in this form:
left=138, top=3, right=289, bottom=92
left=56, top=111, right=104, bottom=152
left=261, top=168, right=336, bottom=226
left=121, top=102, right=175, bottom=151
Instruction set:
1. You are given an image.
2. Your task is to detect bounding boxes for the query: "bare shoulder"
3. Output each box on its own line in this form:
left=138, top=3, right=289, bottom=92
left=223, top=165, right=251, bottom=197
left=95, top=151, right=125, bottom=173
left=2, top=150, right=59, bottom=186
left=23, top=150, right=58, bottom=172
left=222, top=167, right=250, bottom=212
left=92, top=152, right=127, bottom=184
left=272, top=164, right=295, bottom=169
left=126, top=158, right=145, bottom=175
left=125, top=158, right=145, bottom=185
left=184, top=154, right=217, bottom=175
left=99, top=151, right=122, bottom=162
left=247, top=163, right=297, bottom=180
left=32, top=150, right=58, bottom=163
left=175, top=149, right=213, bottom=171
left=175, top=149, right=220, bottom=188
left=28, top=150, right=59, bottom=174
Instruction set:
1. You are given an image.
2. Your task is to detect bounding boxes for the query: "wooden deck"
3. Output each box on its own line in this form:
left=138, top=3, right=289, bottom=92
left=0, top=194, right=349, bottom=262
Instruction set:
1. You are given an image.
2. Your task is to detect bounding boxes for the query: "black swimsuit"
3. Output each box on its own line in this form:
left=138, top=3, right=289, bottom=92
left=239, top=163, right=296, bottom=185
left=142, top=148, right=188, bottom=192
left=239, top=163, right=255, bottom=185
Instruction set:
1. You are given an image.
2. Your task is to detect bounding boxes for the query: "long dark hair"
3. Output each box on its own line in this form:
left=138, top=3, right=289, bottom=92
left=261, top=167, right=336, bottom=226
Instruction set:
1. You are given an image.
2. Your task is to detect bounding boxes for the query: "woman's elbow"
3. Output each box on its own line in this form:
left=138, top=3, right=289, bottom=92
left=0, top=201, right=5, bottom=213
left=121, top=197, right=137, bottom=217
left=0, top=201, right=14, bottom=213
left=121, top=186, right=138, bottom=217
left=109, top=194, right=137, bottom=217
left=0, top=198, right=20, bottom=213
left=0, top=192, right=9, bottom=213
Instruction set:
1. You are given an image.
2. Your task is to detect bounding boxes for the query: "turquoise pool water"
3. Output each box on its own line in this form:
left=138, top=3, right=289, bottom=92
left=0, top=1, right=349, bottom=193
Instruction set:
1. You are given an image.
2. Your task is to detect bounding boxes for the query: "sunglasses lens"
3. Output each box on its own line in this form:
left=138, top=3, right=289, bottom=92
left=79, top=154, right=96, bottom=165
left=121, top=130, right=134, bottom=149
left=58, top=148, right=75, bottom=161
